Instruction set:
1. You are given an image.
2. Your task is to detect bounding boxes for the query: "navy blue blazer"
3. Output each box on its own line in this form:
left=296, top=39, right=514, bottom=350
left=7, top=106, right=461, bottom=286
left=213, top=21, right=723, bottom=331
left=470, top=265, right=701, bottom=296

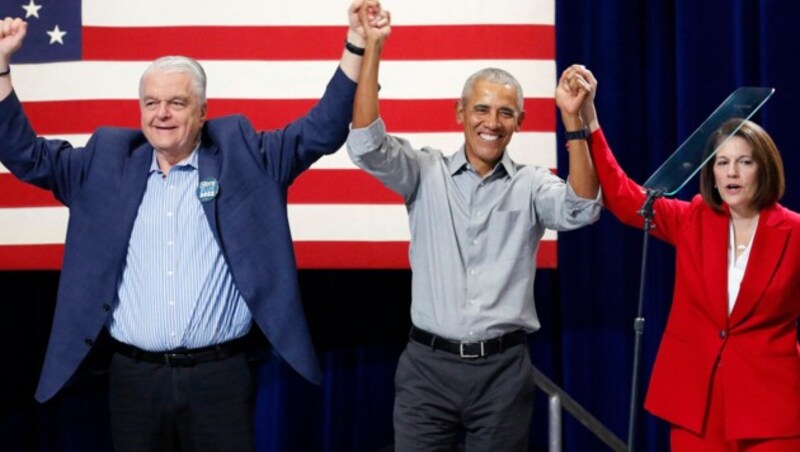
left=0, top=68, right=356, bottom=402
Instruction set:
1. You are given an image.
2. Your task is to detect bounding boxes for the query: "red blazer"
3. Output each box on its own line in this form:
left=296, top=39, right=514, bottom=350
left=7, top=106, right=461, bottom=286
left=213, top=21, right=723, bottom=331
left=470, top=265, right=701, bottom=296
left=590, top=129, right=800, bottom=438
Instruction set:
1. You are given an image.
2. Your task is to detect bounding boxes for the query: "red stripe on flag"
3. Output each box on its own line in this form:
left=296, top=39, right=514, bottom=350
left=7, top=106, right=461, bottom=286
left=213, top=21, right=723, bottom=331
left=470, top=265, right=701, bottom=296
left=3, top=168, right=559, bottom=208
left=290, top=168, right=560, bottom=204
left=289, top=170, right=403, bottom=204
left=1, top=170, right=405, bottom=207
left=83, top=25, right=554, bottom=61
left=0, top=244, right=64, bottom=270
left=0, top=170, right=401, bottom=207
left=0, top=241, right=556, bottom=270
left=23, top=99, right=554, bottom=135
left=2, top=170, right=404, bottom=206
left=295, top=241, right=557, bottom=269
left=293, top=241, right=411, bottom=269
left=382, top=99, right=554, bottom=133
left=0, top=175, right=60, bottom=207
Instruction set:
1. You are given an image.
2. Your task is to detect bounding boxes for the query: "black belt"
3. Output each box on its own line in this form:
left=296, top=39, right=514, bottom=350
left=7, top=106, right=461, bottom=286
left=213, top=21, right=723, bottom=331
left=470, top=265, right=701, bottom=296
left=112, top=336, right=247, bottom=367
left=409, top=326, right=526, bottom=359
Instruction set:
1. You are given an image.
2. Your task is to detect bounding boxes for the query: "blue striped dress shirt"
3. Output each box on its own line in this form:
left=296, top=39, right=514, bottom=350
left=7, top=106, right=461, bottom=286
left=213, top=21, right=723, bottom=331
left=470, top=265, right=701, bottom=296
left=109, top=149, right=252, bottom=351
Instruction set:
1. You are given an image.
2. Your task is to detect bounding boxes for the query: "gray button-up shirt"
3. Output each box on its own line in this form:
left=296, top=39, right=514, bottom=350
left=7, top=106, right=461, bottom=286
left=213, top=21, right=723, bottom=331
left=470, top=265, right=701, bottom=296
left=347, top=118, right=601, bottom=341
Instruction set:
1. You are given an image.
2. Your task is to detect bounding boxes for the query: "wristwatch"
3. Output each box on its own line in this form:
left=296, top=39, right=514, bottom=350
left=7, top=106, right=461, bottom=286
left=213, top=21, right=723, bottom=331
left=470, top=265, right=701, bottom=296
left=564, top=128, right=589, bottom=141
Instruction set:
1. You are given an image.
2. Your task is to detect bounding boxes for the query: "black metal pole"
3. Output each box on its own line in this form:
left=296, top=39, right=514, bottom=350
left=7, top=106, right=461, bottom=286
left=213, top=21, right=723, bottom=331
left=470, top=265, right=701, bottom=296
left=627, top=188, right=662, bottom=452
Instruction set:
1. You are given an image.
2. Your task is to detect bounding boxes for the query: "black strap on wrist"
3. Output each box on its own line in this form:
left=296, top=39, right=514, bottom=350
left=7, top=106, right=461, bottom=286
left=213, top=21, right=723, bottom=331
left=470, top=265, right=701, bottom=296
left=564, top=128, right=589, bottom=141
left=0, top=67, right=9, bottom=77
left=344, top=40, right=365, bottom=56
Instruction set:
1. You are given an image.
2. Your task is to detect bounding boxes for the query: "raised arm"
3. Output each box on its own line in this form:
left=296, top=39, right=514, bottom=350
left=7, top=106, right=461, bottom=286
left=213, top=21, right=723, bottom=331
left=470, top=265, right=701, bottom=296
left=340, top=0, right=390, bottom=83
left=555, top=64, right=599, bottom=199
left=565, top=65, right=691, bottom=244
left=346, top=7, right=423, bottom=202
left=352, top=1, right=390, bottom=126
left=0, top=17, right=27, bottom=101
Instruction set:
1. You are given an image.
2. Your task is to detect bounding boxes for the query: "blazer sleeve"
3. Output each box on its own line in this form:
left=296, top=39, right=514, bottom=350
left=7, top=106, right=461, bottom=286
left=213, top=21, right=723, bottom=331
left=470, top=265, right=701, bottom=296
left=0, top=91, right=93, bottom=206
left=588, top=128, right=695, bottom=246
left=257, top=67, right=357, bottom=187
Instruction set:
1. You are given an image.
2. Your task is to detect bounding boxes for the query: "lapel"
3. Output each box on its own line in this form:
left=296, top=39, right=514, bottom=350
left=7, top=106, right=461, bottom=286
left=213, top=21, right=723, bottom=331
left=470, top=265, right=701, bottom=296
left=700, top=206, right=731, bottom=327
left=729, top=204, right=790, bottom=326
left=197, top=137, right=222, bottom=246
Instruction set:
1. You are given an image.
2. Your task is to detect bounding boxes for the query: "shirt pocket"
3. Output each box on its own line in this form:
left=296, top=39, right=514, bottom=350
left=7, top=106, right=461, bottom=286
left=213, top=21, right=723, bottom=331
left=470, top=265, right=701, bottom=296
left=486, top=209, right=534, bottom=261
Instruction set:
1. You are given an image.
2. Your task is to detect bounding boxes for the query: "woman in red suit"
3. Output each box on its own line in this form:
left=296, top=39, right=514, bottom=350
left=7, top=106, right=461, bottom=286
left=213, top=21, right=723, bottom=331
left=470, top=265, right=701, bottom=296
left=559, top=65, right=800, bottom=450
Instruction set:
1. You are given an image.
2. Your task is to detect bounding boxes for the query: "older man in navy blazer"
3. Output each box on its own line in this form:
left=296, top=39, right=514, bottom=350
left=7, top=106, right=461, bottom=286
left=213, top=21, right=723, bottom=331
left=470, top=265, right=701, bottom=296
left=0, top=3, right=390, bottom=451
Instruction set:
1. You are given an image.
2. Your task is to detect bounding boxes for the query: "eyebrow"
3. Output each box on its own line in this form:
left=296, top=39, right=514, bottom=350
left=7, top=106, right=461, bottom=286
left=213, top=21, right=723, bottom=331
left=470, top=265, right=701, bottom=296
left=142, top=95, right=191, bottom=102
left=471, top=104, right=518, bottom=116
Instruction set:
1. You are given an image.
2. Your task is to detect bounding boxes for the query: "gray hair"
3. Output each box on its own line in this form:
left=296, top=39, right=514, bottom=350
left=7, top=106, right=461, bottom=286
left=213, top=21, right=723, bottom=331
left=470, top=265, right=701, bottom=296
left=139, top=56, right=207, bottom=104
left=460, top=67, right=524, bottom=112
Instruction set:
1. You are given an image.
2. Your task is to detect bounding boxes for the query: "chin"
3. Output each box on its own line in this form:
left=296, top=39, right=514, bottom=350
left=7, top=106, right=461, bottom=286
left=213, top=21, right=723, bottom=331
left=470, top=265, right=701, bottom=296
left=480, top=150, right=504, bottom=162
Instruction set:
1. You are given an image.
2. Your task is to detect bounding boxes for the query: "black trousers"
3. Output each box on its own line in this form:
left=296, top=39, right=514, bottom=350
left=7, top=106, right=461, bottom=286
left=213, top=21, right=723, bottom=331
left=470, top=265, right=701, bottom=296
left=108, top=351, right=255, bottom=452
left=393, top=340, right=535, bottom=452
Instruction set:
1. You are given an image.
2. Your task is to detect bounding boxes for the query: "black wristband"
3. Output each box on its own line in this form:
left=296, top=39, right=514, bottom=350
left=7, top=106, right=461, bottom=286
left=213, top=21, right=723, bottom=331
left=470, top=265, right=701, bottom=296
left=564, top=128, right=589, bottom=141
left=344, top=40, right=365, bottom=56
left=0, top=67, right=9, bottom=77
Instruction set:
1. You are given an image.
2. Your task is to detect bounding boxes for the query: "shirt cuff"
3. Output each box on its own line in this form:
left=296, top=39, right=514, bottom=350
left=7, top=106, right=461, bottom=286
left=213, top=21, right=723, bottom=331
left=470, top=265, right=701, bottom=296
left=566, top=181, right=603, bottom=205
left=347, top=117, right=386, bottom=156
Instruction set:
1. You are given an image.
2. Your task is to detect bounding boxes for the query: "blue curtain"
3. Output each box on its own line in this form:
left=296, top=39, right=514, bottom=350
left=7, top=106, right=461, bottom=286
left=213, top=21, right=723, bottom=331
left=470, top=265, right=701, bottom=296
left=556, top=0, right=800, bottom=450
left=3, top=1, right=800, bottom=451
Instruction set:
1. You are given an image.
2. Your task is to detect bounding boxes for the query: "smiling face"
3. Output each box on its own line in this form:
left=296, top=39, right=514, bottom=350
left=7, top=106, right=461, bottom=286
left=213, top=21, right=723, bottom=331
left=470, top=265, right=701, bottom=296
left=140, top=70, right=207, bottom=161
left=712, top=136, right=759, bottom=217
left=456, top=79, right=524, bottom=177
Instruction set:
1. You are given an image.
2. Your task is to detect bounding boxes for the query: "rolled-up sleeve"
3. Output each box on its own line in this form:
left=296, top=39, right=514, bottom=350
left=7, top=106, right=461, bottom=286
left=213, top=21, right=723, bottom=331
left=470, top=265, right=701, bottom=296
left=563, top=181, right=603, bottom=227
left=347, top=118, right=422, bottom=201
left=347, top=117, right=387, bottom=158
left=533, top=168, right=603, bottom=231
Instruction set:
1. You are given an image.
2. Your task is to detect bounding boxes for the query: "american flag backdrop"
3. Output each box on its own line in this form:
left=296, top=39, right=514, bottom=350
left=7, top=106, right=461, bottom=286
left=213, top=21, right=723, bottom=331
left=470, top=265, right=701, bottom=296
left=0, top=0, right=557, bottom=270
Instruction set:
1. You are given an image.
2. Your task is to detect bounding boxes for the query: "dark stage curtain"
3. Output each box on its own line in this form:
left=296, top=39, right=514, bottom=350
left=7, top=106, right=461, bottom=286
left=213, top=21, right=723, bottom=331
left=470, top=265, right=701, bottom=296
left=3, top=1, right=800, bottom=451
left=556, top=0, right=800, bottom=450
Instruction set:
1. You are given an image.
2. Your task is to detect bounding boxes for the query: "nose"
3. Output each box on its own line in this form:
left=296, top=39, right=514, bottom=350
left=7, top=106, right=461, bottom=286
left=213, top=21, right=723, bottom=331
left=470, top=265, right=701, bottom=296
left=485, top=112, right=501, bottom=129
left=156, top=102, right=171, bottom=119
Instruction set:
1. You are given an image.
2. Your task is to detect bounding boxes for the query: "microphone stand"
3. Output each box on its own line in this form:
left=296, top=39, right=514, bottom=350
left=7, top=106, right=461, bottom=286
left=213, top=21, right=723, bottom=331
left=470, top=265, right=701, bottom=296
left=627, top=187, right=663, bottom=452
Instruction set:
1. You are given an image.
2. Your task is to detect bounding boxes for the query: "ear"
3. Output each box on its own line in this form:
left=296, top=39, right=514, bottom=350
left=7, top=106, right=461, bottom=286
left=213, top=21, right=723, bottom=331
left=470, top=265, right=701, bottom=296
left=515, top=110, right=525, bottom=132
left=455, top=100, right=465, bottom=125
left=200, top=102, right=208, bottom=123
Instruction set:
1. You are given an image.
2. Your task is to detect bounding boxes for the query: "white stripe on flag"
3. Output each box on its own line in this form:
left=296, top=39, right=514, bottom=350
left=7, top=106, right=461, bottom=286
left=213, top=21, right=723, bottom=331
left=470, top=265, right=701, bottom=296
left=5, top=132, right=557, bottom=172
left=83, top=0, right=555, bottom=26
left=0, top=207, right=69, bottom=244
left=13, top=61, right=555, bottom=102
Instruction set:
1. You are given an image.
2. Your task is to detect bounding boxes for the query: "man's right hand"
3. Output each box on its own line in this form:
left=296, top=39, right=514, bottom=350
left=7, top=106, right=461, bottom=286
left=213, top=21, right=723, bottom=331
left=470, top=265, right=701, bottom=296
left=359, top=1, right=391, bottom=46
left=0, top=17, right=27, bottom=66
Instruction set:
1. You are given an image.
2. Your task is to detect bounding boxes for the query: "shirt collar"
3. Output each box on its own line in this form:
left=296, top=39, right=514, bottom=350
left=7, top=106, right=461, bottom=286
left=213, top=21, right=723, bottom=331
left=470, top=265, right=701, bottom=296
left=447, top=146, right=469, bottom=175
left=149, top=144, right=201, bottom=174
left=496, top=151, right=516, bottom=177
left=448, top=145, right=515, bottom=178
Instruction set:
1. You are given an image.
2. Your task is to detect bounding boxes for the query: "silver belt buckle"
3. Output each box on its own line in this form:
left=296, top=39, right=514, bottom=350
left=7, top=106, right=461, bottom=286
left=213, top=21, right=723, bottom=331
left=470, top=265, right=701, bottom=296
left=459, top=341, right=484, bottom=358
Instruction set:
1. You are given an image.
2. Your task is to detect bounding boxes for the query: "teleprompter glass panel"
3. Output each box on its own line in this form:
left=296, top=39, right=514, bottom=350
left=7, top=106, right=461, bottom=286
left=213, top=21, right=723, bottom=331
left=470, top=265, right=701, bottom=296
left=643, top=87, right=774, bottom=196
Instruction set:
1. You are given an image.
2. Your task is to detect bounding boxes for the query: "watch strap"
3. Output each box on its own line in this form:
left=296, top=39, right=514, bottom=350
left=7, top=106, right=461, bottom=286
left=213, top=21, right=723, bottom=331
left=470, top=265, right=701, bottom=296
left=564, top=128, right=589, bottom=141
